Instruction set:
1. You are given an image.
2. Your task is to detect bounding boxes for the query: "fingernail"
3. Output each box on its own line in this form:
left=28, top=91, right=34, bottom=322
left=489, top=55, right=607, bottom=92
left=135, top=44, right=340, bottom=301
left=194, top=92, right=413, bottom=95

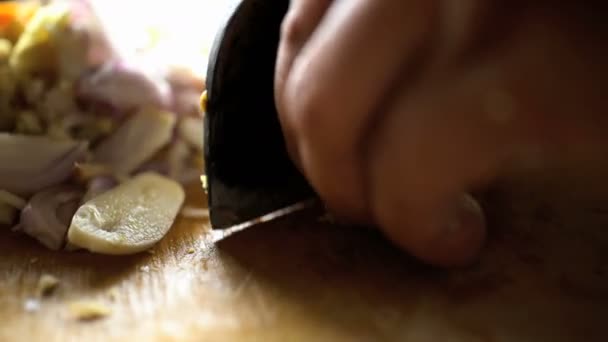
left=432, top=194, right=486, bottom=266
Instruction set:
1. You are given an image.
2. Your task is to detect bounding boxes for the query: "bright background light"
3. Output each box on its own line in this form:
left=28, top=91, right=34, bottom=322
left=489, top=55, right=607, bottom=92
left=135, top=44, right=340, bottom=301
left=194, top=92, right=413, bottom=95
left=89, top=0, right=240, bottom=78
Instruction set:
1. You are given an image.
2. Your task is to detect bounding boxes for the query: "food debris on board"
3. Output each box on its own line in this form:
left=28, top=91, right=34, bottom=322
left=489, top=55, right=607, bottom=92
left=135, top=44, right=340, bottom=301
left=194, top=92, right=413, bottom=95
left=106, top=288, right=119, bottom=302
left=36, top=273, right=60, bottom=297
left=67, top=300, right=111, bottom=321
left=0, top=0, right=207, bottom=254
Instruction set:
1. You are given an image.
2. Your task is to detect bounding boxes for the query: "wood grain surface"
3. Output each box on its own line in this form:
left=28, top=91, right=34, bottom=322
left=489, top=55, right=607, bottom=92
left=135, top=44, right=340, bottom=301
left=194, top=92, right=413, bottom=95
left=1, top=164, right=608, bottom=342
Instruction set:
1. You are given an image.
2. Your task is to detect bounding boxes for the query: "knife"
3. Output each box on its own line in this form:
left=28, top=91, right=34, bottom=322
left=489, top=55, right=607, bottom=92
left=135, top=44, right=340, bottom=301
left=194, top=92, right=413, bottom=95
left=204, top=0, right=317, bottom=229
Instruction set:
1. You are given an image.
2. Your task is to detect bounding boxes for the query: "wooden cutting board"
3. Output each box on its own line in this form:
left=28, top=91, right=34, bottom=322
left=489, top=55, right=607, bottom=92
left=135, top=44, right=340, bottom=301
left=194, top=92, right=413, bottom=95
left=1, top=165, right=607, bottom=342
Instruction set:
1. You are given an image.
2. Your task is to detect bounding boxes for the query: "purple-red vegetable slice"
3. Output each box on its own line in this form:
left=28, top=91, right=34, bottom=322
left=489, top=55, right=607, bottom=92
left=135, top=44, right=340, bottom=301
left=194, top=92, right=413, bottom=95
left=77, top=61, right=172, bottom=112
left=0, top=134, right=88, bottom=196
left=19, top=186, right=83, bottom=250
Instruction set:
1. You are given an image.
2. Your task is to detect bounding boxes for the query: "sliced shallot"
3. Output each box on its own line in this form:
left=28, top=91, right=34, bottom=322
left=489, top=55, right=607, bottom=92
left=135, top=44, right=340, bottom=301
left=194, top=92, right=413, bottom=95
left=77, top=60, right=172, bottom=112
left=19, top=186, right=83, bottom=250
left=0, top=134, right=88, bottom=196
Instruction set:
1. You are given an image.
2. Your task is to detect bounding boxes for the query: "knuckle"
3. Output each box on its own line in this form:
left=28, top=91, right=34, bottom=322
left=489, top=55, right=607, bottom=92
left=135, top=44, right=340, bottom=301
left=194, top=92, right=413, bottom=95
left=280, top=9, right=309, bottom=47
left=285, top=82, right=328, bottom=141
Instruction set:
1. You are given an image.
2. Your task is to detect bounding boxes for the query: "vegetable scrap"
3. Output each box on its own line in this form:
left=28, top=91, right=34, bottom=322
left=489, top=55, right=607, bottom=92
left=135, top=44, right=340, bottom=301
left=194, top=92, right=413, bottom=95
left=67, top=300, right=111, bottom=321
left=0, top=1, right=206, bottom=254
left=67, top=173, right=185, bottom=255
left=0, top=189, right=26, bottom=209
left=36, top=273, right=60, bottom=297
left=0, top=203, right=17, bottom=225
left=200, top=175, right=208, bottom=192
left=106, top=288, right=119, bottom=302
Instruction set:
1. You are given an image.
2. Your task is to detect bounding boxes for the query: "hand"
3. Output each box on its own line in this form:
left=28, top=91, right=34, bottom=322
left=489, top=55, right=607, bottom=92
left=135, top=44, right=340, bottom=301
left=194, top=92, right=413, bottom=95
left=274, top=0, right=608, bottom=267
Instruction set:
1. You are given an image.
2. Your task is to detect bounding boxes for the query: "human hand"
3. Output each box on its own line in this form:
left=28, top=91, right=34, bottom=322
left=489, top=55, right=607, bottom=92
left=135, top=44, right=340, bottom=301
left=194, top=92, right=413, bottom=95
left=274, top=0, right=608, bottom=267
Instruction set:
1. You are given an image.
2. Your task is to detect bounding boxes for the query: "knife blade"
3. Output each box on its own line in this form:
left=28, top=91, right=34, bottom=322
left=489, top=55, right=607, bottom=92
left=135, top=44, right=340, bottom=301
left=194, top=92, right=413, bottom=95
left=204, top=0, right=317, bottom=229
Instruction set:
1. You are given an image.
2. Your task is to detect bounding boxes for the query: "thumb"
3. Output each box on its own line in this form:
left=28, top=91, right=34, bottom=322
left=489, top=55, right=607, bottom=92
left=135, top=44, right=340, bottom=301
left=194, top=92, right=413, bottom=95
left=375, top=191, right=487, bottom=267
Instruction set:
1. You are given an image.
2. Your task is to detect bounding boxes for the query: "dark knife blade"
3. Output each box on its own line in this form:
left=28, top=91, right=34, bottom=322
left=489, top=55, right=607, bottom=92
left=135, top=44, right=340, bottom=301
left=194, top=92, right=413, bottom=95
left=204, top=0, right=316, bottom=229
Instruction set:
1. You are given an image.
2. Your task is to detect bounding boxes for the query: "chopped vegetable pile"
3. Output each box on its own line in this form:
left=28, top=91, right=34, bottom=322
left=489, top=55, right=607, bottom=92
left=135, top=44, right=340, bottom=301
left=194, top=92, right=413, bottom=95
left=0, top=1, right=206, bottom=253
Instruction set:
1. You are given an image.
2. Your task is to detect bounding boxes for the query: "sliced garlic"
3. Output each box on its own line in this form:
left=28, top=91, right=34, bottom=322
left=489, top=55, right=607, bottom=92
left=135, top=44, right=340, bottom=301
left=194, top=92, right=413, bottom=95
left=93, top=108, right=176, bottom=175
left=0, top=190, right=27, bottom=209
left=178, top=116, right=203, bottom=151
left=67, top=172, right=185, bottom=255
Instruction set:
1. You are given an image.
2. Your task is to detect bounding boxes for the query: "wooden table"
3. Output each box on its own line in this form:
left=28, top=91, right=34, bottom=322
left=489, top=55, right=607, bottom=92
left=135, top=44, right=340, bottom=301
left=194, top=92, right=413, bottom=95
left=1, top=165, right=607, bottom=342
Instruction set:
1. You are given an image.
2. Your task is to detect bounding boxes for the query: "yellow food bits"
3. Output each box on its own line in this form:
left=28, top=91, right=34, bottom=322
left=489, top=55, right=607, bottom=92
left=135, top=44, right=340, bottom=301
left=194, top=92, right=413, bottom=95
left=200, top=90, right=208, bottom=113
left=36, top=274, right=60, bottom=297
left=67, top=300, right=112, bottom=321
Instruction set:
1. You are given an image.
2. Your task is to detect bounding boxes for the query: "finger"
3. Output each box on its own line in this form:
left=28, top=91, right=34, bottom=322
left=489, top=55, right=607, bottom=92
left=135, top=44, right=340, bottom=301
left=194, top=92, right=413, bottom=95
left=366, top=74, right=509, bottom=267
left=279, top=0, right=436, bottom=221
left=275, top=0, right=331, bottom=163
left=364, top=4, right=608, bottom=267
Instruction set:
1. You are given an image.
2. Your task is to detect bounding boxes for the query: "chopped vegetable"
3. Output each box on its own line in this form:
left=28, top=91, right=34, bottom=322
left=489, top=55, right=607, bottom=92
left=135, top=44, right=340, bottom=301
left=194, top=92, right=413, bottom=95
left=0, top=2, right=206, bottom=252
left=93, top=108, right=176, bottom=175
left=9, top=3, right=71, bottom=78
left=38, top=80, right=77, bottom=122
left=0, top=65, right=16, bottom=130
left=0, top=1, right=39, bottom=43
left=67, top=300, right=111, bottom=321
left=77, top=61, right=172, bottom=112
left=0, top=189, right=27, bottom=209
left=0, top=202, right=17, bottom=225
left=74, top=162, right=115, bottom=182
left=0, top=38, right=12, bottom=63
left=167, top=139, right=191, bottom=180
left=21, top=77, right=45, bottom=105
left=178, top=116, right=204, bottom=151
left=36, top=274, right=60, bottom=297
left=19, top=186, right=83, bottom=250
left=67, top=173, right=185, bottom=255
left=201, top=175, right=207, bottom=191
left=15, top=110, right=44, bottom=134
left=0, top=134, right=87, bottom=196
left=106, top=288, right=119, bottom=301
left=81, top=175, right=118, bottom=203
